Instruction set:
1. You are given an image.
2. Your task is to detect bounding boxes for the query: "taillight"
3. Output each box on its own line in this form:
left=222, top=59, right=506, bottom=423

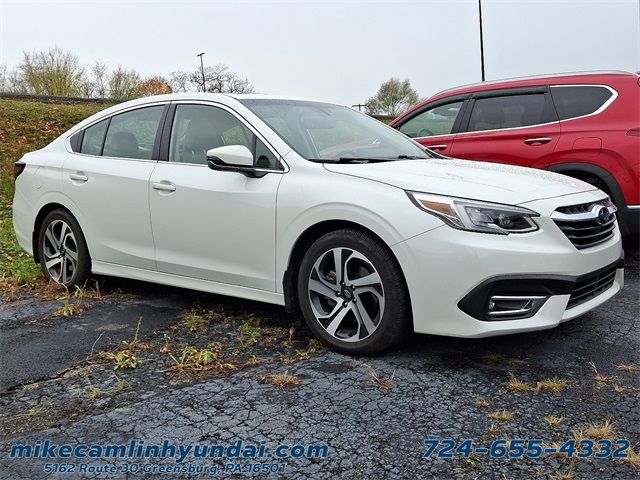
left=14, top=162, right=26, bottom=180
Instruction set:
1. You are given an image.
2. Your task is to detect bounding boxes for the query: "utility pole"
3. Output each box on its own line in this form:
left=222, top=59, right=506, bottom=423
left=478, top=0, right=486, bottom=81
left=352, top=103, right=366, bottom=112
left=197, top=52, right=206, bottom=92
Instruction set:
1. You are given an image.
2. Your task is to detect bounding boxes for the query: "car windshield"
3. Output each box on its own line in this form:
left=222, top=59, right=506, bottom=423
left=239, top=99, right=435, bottom=162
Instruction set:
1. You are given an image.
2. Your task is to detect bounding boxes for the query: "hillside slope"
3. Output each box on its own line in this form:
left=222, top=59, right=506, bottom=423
left=0, top=98, right=108, bottom=287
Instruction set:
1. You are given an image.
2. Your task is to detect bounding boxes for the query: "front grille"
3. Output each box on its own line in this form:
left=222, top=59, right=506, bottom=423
left=552, top=200, right=617, bottom=249
left=567, top=265, right=617, bottom=309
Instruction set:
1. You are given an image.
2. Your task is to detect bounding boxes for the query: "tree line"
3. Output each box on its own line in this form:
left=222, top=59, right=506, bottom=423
left=0, top=47, right=422, bottom=116
left=0, top=47, right=254, bottom=100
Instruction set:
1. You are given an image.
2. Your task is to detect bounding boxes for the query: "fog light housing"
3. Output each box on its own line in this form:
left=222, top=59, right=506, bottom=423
left=487, top=295, right=548, bottom=320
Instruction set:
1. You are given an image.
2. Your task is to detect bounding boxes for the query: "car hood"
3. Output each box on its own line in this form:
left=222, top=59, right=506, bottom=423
left=323, top=158, right=597, bottom=205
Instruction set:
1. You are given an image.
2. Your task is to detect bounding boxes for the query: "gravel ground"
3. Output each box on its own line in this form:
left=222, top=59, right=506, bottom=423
left=0, top=243, right=638, bottom=479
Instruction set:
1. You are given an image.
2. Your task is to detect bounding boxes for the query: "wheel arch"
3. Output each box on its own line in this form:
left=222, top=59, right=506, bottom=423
left=32, top=203, right=77, bottom=263
left=282, top=219, right=410, bottom=316
left=548, top=163, right=625, bottom=207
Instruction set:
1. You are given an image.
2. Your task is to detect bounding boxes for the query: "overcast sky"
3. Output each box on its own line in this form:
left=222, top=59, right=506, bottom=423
left=1, top=0, right=638, bottom=105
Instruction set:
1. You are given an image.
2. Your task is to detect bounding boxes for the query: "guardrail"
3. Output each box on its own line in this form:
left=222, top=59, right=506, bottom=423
left=0, top=92, right=115, bottom=105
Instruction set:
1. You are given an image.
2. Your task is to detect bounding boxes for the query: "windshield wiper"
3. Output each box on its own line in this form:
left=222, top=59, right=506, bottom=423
left=308, top=157, right=397, bottom=164
left=310, top=155, right=431, bottom=164
left=396, top=154, right=430, bottom=159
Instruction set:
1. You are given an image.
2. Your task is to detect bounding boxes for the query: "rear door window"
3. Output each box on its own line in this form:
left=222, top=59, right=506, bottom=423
left=102, top=106, right=164, bottom=160
left=398, top=101, right=463, bottom=138
left=550, top=86, right=614, bottom=120
left=466, top=94, right=555, bottom=132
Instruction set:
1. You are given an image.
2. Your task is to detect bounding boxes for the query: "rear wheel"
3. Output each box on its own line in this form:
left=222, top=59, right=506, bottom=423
left=297, top=228, right=411, bottom=355
left=38, top=210, right=91, bottom=289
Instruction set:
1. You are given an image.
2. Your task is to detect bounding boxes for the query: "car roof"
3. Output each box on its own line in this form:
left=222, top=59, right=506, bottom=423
left=431, top=70, right=637, bottom=99
left=113, top=92, right=342, bottom=108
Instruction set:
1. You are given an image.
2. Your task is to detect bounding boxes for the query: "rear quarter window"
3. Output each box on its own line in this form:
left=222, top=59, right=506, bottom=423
left=80, top=119, right=109, bottom=156
left=550, top=86, right=614, bottom=120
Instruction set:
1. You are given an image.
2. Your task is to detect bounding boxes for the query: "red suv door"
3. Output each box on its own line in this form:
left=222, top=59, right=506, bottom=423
left=449, top=88, right=560, bottom=168
left=396, top=98, right=466, bottom=157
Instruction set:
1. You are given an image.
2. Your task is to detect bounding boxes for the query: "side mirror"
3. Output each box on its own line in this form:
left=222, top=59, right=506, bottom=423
left=206, top=145, right=264, bottom=177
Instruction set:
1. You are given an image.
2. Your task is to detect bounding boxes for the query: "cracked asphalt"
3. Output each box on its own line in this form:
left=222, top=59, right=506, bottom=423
left=0, top=242, right=638, bottom=479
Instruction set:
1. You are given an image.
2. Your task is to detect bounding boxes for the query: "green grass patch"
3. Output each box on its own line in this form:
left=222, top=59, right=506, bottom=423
left=0, top=98, right=108, bottom=288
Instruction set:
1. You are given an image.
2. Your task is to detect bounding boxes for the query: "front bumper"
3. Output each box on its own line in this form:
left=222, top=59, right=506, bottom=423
left=391, top=212, right=624, bottom=338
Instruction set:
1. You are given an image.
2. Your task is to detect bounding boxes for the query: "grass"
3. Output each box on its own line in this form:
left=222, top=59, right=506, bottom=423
left=542, top=415, right=565, bottom=429
left=258, top=372, right=302, bottom=388
left=549, top=472, right=574, bottom=480
left=237, top=315, right=263, bottom=349
left=484, top=353, right=503, bottom=364
left=168, top=344, right=237, bottom=374
left=616, top=364, right=640, bottom=372
left=359, top=362, right=395, bottom=391
left=181, top=310, right=209, bottom=332
left=626, top=447, right=640, bottom=470
left=536, top=377, right=569, bottom=393
left=581, top=419, right=618, bottom=440
left=98, top=317, right=151, bottom=370
left=588, top=361, right=618, bottom=385
left=0, top=98, right=107, bottom=289
left=474, top=398, right=491, bottom=409
left=573, top=419, right=618, bottom=442
left=505, top=372, right=533, bottom=393
left=487, top=410, right=518, bottom=422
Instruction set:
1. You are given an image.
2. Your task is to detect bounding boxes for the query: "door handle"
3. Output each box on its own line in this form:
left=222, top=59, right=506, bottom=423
left=151, top=181, right=176, bottom=192
left=426, top=144, right=448, bottom=150
left=524, top=137, right=552, bottom=145
left=69, top=173, right=88, bottom=182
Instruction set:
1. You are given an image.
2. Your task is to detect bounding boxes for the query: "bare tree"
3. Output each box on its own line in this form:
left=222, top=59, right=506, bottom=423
left=0, top=65, right=8, bottom=92
left=169, top=70, right=190, bottom=93
left=188, top=63, right=254, bottom=93
left=5, top=68, right=28, bottom=93
left=91, top=61, right=109, bottom=98
left=365, top=78, right=419, bottom=117
left=19, top=47, right=86, bottom=96
left=109, top=66, right=141, bottom=100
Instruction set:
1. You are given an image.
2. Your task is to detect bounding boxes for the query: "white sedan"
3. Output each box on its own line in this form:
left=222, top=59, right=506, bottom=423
left=12, top=93, right=624, bottom=354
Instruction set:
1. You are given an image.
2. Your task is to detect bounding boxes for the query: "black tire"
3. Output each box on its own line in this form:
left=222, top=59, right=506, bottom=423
left=297, top=228, right=411, bottom=355
left=38, top=209, right=91, bottom=289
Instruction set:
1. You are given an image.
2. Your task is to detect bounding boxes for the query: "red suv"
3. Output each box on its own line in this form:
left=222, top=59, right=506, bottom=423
left=390, top=71, right=640, bottom=235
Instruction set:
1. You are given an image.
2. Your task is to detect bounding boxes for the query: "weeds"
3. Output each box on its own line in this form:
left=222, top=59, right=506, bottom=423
left=181, top=310, right=209, bottom=332
left=505, top=372, right=533, bottom=393
left=168, top=344, right=236, bottom=374
left=360, top=363, right=395, bottom=391
left=258, top=372, right=302, bottom=388
left=536, top=377, right=569, bottom=393
left=589, top=361, right=617, bottom=384
left=487, top=410, right=517, bottom=422
left=542, top=415, right=565, bottom=429
left=616, top=364, right=640, bottom=372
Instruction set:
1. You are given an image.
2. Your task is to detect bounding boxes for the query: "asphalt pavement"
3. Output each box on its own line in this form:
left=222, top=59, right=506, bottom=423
left=0, top=243, right=638, bottom=479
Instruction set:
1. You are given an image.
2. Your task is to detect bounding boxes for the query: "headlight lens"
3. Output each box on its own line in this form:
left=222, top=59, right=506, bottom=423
left=407, top=191, right=540, bottom=235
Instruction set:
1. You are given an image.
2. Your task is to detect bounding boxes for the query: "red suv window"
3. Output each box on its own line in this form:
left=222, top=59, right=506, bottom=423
left=550, top=86, right=614, bottom=120
left=467, top=93, right=555, bottom=132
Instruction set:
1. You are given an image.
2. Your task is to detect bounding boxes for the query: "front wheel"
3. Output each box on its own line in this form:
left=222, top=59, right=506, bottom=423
left=297, top=229, right=411, bottom=355
left=38, top=209, right=91, bottom=289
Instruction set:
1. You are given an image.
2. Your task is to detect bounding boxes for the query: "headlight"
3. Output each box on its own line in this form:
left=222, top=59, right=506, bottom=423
left=407, top=191, right=540, bottom=235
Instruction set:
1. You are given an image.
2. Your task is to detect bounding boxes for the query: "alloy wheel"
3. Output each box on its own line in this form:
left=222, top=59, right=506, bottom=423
left=307, top=247, right=385, bottom=342
left=42, top=219, right=79, bottom=284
